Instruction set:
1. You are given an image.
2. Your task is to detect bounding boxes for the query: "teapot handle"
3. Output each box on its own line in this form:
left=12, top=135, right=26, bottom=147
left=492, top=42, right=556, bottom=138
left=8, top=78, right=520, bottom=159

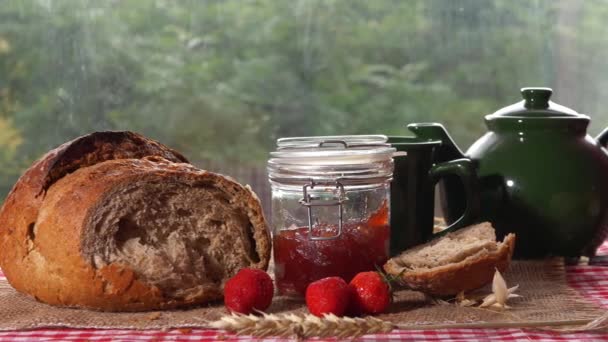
left=596, top=127, right=608, bottom=147
left=587, top=127, right=608, bottom=257
left=428, top=158, right=477, bottom=236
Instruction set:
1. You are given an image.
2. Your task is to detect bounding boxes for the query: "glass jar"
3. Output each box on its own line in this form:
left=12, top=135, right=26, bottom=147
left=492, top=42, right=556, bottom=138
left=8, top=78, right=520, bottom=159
left=267, top=135, right=395, bottom=297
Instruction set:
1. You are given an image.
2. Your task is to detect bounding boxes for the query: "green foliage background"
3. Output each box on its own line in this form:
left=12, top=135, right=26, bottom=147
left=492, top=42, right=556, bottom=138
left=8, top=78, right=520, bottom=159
left=1, top=0, right=607, bottom=200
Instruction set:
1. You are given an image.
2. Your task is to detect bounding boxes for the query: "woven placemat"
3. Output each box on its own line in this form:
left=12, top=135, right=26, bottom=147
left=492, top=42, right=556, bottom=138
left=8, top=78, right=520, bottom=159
left=0, top=259, right=603, bottom=331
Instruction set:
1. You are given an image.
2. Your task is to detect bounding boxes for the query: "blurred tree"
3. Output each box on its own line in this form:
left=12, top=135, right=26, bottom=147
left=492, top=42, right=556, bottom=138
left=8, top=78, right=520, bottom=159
left=0, top=0, right=608, bottom=202
left=0, top=117, right=23, bottom=196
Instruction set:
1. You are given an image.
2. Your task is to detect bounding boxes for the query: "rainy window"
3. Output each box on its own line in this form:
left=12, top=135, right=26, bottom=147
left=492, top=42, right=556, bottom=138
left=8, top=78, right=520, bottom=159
left=1, top=0, right=607, bottom=204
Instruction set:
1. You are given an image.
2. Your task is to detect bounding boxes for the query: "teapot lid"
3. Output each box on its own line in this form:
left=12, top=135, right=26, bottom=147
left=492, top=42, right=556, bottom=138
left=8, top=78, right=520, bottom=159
left=487, top=87, right=587, bottom=119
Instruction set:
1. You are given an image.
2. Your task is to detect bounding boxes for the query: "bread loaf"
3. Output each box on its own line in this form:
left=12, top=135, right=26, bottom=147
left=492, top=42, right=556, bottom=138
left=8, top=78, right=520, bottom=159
left=384, top=222, right=515, bottom=297
left=0, top=132, right=270, bottom=311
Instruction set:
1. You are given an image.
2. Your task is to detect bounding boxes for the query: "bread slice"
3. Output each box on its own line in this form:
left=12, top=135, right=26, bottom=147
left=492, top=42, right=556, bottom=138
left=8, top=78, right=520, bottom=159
left=384, top=222, right=515, bottom=297
left=0, top=132, right=270, bottom=311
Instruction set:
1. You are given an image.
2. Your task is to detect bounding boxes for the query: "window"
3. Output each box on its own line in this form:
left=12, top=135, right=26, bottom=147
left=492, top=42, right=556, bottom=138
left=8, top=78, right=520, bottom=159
left=1, top=0, right=607, bottom=209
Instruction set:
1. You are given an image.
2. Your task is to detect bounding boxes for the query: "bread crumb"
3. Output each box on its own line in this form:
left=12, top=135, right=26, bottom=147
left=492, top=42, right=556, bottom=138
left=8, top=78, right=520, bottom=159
left=147, top=312, right=162, bottom=320
left=178, top=328, right=193, bottom=334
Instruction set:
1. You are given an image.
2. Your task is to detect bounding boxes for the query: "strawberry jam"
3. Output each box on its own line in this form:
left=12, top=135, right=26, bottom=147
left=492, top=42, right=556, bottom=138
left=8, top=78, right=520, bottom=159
left=273, top=202, right=390, bottom=296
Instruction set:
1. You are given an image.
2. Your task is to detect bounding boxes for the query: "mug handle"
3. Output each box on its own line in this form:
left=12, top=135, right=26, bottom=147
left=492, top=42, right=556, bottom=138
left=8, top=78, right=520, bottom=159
left=428, top=158, right=477, bottom=236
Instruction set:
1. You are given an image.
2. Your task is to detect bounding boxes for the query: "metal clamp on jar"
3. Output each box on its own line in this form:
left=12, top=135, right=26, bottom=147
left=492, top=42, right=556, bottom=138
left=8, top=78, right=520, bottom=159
left=267, top=135, right=395, bottom=296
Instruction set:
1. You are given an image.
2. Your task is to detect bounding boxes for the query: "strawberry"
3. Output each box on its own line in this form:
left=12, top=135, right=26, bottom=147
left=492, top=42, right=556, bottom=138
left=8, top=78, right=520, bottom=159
left=348, top=271, right=391, bottom=315
left=224, top=268, right=274, bottom=314
left=305, top=277, right=350, bottom=317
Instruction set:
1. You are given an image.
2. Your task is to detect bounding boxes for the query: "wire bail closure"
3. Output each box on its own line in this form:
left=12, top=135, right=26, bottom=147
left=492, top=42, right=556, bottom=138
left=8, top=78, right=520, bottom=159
left=298, top=179, right=347, bottom=241
left=297, top=139, right=350, bottom=241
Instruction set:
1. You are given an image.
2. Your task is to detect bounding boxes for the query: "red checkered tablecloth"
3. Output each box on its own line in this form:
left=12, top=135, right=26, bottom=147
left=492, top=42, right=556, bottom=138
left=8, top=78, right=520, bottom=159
left=1, top=243, right=608, bottom=342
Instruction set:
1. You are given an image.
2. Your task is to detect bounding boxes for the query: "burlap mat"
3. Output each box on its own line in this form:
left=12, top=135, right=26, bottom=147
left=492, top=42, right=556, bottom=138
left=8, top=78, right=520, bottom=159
left=0, top=259, right=603, bottom=331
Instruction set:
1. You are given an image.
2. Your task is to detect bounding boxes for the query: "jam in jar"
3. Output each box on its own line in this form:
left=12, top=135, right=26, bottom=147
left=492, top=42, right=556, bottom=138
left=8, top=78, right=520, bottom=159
left=268, top=136, right=394, bottom=296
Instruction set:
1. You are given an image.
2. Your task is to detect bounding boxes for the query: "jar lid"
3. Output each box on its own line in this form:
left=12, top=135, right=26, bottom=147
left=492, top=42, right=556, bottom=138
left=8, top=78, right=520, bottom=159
left=268, top=135, right=395, bottom=185
left=276, top=135, right=388, bottom=149
left=486, top=87, right=588, bottom=119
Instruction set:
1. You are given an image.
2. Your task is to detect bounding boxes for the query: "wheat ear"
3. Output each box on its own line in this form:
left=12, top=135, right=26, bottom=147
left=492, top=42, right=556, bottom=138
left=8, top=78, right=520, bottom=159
left=208, top=313, right=394, bottom=338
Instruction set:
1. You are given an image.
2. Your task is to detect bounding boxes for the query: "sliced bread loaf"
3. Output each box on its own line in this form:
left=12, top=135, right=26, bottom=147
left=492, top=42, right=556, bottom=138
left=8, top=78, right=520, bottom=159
left=384, top=222, right=515, bottom=296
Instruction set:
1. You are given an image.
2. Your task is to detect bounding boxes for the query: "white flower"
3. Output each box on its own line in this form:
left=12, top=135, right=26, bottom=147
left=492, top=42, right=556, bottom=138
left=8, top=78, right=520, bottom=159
left=480, top=268, right=520, bottom=309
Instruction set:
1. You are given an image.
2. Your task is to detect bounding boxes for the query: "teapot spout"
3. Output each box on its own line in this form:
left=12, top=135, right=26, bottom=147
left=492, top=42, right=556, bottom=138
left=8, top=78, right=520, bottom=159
left=407, top=123, right=466, bottom=162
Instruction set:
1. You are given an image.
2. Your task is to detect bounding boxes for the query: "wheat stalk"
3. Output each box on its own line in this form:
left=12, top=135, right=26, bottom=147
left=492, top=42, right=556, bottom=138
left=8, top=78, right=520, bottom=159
left=208, top=313, right=394, bottom=338
left=208, top=311, right=608, bottom=337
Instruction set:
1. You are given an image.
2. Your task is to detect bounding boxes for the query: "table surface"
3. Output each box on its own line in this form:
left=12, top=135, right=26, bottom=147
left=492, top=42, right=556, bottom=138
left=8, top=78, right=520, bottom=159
left=1, top=244, right=608, bottom=342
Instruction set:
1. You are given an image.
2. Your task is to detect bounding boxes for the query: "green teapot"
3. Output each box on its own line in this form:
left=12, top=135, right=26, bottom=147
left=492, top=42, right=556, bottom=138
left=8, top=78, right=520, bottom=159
left=408, top=87, right=608, bottom=258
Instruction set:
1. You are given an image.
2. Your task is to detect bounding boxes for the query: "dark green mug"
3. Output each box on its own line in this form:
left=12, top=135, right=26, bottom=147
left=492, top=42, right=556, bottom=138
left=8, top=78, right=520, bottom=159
left=388, top=136, right=476, bottom=256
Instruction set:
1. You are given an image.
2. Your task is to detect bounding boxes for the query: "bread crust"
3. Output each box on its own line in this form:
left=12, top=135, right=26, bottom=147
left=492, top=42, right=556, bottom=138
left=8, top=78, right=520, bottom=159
left=384, top=234, right=516, bottom=297
left=0, top=132, right=270, bottom=311
left=0, top=132, right=188, bottom=307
